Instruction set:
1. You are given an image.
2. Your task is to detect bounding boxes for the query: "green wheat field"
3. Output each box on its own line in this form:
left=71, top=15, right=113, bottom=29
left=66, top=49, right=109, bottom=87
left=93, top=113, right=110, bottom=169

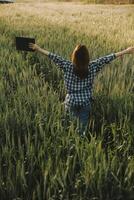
left=0, top=0, right=134, bottom=199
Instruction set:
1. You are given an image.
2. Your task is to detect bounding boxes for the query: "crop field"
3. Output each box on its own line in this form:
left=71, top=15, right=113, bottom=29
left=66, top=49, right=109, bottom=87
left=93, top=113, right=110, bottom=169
left=0, top=1, right=134, bottom=200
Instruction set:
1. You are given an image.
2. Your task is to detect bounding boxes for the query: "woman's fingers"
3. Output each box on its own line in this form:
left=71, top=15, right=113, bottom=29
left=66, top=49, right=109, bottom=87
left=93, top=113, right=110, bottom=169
left=28, top=43, right=40, bottom=51
left=127, top=47, right=134, bottom=54
left=28, top=43, right=34, bottom=49
left=131, top=47, right=134, bottom=53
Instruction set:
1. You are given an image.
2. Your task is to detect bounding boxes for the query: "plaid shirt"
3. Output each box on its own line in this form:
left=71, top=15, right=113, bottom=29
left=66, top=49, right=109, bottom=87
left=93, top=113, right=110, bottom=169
left=48, top=52, right=116, bottom=108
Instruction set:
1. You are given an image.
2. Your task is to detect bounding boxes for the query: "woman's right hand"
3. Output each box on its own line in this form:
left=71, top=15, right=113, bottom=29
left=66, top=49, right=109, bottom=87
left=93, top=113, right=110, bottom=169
left=115, top=46, right=134, bottom=58
left=28, top=43, right=40, bottom=51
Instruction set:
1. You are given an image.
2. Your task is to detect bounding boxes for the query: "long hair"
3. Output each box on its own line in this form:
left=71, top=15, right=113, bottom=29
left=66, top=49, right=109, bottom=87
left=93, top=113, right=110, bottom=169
left=71, top=44, right=90, bottom=79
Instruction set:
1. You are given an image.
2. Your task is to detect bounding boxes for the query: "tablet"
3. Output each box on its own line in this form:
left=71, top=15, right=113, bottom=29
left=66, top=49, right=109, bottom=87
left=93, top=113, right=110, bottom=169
left=15, top=37, right=35, bottom=51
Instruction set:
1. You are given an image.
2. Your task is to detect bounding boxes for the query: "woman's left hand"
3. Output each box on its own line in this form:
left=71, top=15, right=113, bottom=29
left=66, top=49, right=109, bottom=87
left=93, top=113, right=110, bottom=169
left=28, top=43, right=40, bottom=51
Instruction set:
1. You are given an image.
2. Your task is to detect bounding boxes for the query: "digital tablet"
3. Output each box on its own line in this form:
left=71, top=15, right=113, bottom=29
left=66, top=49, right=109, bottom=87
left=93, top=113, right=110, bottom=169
left=15, top=37, right=35, bottom=51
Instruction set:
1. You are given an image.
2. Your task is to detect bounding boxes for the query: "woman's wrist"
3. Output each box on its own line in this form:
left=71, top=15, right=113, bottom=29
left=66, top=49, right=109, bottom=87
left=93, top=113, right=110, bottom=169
left=36, top=47, right=42, bottom=52
left=36, top=47, right=49, bottom=56
left=121, top=49, right=129, bottom=55
left=115, top=49, right=128, bottom=58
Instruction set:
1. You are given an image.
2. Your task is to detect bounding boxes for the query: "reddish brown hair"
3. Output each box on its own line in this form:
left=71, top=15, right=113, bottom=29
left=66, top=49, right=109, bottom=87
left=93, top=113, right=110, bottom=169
left=71, top=44, right=90, bottom=79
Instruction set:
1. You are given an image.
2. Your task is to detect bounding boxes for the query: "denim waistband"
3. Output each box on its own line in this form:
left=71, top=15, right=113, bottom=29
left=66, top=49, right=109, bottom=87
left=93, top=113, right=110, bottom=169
left=65, top=101, right=92, bottom=111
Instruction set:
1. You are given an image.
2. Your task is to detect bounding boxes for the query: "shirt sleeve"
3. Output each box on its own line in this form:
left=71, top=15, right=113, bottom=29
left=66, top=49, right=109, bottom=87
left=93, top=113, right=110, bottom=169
left=89, top=53, right=116, bottom=74
left=48, top=52, right=71, bottom=72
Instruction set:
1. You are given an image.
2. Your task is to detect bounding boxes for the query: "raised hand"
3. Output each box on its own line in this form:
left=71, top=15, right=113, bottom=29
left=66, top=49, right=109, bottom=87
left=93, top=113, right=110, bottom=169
left=28, top=43, right=49, bottom=56
left=125, top=47, right=134, bottom=54
left=28, top=43, right=40, bottom=51
left=115, top=46, right=134, bottom=58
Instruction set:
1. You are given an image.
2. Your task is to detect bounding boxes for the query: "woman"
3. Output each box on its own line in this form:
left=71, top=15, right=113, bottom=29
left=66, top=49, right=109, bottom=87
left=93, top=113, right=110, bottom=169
left=29, top=43, right=134, bottom=136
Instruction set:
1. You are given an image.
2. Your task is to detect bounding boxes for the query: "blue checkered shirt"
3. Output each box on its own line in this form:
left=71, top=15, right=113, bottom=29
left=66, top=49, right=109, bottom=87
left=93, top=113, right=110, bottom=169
left=48, top=52, right=116, bottom=108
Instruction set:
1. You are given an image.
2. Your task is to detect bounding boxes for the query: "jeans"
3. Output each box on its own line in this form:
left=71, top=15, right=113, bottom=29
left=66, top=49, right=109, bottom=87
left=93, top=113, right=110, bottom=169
left=65, top=104, right=91, bottom=136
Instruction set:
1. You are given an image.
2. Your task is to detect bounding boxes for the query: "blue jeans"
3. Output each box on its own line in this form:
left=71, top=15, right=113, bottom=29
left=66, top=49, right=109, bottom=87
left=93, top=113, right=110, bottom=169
left=65, top=104, right=91, bottom=136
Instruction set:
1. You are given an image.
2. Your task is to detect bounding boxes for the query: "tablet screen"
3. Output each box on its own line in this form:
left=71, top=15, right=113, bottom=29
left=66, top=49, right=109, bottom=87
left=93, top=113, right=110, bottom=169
left=15, top=37, right=35, bottom=51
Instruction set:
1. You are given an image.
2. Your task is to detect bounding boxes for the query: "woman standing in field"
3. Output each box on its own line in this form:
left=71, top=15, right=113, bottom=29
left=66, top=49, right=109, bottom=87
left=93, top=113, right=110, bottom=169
left=29, top=43, right=134, bottom=136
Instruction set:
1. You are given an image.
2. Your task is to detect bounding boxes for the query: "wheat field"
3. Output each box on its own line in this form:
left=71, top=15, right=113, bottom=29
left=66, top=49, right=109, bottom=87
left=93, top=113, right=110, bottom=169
left=0, top=1, right=134, bottom=199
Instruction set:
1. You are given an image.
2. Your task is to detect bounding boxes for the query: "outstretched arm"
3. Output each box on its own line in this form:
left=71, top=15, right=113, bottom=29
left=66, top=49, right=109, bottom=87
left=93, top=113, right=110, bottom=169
left=29, top=43, right=49, bottom=56
left=90, top=53, right=116, bottom=74
left=90, top=47, right=134, bottom=75
left=115, top=47, right=134, bottom=58
left=28, top=43, right=71, bottom=71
